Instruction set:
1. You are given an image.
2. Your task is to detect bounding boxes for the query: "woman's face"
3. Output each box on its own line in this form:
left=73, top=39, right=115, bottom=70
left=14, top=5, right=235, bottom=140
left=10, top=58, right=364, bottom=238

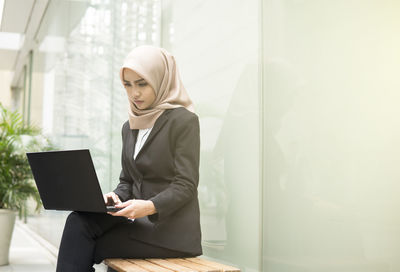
left=123, top=68, right=156, bottom=110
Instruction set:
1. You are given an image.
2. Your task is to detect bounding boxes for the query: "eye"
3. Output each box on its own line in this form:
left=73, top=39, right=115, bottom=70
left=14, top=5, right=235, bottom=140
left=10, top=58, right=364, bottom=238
left=138, top=82, right=148, bottom=87
left=123, top=82, right=132, bottom=87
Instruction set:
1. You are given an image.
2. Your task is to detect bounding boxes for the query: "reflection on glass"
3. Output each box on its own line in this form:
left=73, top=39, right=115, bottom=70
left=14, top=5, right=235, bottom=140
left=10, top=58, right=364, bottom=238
left=263, top=1, right=400, bottom=271
left=161, top=0, right=261, bottom=270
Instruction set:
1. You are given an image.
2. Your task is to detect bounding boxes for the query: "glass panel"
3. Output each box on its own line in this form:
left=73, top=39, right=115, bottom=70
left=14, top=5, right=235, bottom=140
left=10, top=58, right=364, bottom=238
left=263, top=1, right=400, bottom=271
left=161, top=0, right=261, bottom=270
left=28, top=0, right=161, bottom=247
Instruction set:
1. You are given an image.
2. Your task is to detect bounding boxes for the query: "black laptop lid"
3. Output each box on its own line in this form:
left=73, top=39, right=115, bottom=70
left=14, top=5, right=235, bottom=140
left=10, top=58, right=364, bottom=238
left=26, top=149, right=107, bottom=213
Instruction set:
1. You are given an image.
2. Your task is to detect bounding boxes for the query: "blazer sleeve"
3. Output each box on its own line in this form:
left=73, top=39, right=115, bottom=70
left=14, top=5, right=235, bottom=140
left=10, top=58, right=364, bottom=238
left=113, top=122, right=133, bottom=202
left=149, top=113, right=200, bottom=222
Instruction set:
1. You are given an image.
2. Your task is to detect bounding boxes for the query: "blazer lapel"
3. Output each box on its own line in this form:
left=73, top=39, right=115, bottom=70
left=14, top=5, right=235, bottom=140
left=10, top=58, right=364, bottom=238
left=134, top=110, right=169, bottom=160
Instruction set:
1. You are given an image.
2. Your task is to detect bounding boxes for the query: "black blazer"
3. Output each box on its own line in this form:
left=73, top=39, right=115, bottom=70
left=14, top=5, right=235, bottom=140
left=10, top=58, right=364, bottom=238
left=113, top=107, right=202, bottom=256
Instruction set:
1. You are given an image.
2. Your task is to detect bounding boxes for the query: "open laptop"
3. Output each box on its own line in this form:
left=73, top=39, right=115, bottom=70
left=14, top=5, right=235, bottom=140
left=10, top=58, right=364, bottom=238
left=26, top=149, right=121, bottom=213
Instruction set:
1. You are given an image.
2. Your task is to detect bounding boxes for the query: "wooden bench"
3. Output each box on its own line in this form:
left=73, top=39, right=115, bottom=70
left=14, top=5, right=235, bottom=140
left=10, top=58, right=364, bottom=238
left=104, top=257, right=240, bottom=272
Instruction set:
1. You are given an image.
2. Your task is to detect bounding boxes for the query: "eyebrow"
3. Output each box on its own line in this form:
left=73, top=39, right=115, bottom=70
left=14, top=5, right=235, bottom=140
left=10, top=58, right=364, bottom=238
left=123, top=78, right=145, bottom=83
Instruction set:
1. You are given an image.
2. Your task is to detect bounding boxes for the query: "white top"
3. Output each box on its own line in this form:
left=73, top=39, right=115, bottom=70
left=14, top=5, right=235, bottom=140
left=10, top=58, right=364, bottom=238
left=134, top=127, right=153, bottom=160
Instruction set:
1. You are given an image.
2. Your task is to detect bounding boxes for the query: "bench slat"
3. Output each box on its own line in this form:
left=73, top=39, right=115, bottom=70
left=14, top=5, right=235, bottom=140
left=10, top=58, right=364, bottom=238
left=128, top=259, right=175, bottom=272
left=167, top=258, right=220, bottom=272
left=104, top=259, right=149, bottom=272
left=185, top=258, right=240, bottom=272
left=146, top=259, right=198, bottom=272
left=104, top=258, right=240, bottom=272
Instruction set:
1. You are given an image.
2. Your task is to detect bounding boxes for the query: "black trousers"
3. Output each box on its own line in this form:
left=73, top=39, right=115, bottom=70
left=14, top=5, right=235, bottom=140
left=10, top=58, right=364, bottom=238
left=56, top=212, right=189, bottom=272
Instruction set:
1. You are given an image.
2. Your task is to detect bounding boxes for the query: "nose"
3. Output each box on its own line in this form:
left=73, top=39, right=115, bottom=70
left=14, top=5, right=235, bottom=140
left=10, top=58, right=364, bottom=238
left=132, top=88, right=141, bottom=98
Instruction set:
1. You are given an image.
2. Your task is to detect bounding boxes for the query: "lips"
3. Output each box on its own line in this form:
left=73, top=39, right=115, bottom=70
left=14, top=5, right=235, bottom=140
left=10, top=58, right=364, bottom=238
left=134, top=100, right=144, bottom=104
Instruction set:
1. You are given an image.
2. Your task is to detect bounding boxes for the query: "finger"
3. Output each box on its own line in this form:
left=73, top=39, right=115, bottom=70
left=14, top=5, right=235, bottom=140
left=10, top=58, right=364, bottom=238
left=115, top=202, right=128, bottom=208
left=108, top=208, right=126, bottom=216
left=111, top=208, right=127, bottom=217
left=116, top=200, right=132, bottom=208
left=114, top=194, right=122, bottom=204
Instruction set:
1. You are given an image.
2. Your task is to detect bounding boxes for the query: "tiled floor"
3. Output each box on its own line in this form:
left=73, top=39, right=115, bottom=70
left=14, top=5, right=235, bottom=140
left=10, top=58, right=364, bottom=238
left=0, top=221, right=56, bottom=272
left=0, top=221, right=107, bottom=272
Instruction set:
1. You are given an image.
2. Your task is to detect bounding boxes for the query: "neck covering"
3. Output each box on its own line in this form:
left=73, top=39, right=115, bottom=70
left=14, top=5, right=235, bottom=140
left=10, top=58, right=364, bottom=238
left=120, top=45, right=195, bottom=129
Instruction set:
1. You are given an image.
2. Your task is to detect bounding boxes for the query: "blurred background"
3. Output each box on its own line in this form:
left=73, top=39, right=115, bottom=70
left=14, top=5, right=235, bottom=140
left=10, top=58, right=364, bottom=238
left=1, top=0, right=400, bottom=271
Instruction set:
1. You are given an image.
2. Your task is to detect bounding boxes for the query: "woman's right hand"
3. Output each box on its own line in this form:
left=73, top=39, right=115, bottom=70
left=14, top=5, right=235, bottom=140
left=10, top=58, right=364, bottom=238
left=103, top=192, right=122, bottom=205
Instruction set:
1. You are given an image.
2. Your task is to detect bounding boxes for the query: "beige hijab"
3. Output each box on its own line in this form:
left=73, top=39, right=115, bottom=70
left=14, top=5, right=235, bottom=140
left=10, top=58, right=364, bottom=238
left=120, top=45, right=194, bottom=129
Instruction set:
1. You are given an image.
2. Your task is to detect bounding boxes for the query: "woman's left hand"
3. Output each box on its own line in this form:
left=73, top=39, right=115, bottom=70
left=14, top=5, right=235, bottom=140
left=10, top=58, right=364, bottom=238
left=108, top=199, right=156, bottom=219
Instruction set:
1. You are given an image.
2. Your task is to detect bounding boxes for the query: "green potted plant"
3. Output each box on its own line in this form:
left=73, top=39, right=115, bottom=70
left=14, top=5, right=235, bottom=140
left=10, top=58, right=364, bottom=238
left=0, top=103, right=52, bottom=265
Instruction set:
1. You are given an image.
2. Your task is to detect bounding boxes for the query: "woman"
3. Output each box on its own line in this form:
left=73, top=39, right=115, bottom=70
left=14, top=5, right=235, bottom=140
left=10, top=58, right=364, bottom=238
left=56, top=45, right=202, bottom=272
